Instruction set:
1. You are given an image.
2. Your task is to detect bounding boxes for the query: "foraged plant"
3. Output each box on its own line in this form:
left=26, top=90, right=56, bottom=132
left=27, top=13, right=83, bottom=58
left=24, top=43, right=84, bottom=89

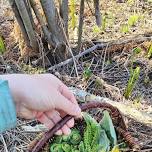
left=49, top=111, right=119, bottom=152
left=124, top=67, right=140, bottom=99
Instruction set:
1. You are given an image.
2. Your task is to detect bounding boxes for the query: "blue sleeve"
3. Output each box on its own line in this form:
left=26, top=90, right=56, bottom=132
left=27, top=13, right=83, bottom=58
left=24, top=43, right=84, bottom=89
left=0, top=80, right=17, bottom=133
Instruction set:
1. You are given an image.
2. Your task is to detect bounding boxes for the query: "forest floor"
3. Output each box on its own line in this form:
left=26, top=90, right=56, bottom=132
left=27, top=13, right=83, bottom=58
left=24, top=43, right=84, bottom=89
left=0, top=0, right=152, bottom=151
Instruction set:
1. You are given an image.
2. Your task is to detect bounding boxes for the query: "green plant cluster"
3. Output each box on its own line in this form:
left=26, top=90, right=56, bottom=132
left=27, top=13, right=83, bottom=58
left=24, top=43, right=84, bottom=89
left=50, top=111, right=119, bottom=152
left=50, top=129, right=82, bottom=152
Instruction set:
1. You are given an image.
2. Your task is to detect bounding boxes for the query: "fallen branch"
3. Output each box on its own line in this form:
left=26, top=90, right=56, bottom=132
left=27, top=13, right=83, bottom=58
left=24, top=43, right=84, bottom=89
left=69, top=87, right=152, bottom=126
left=47, top=43, right=105, bottom=71
left=48, top=35, right=152, bottom=71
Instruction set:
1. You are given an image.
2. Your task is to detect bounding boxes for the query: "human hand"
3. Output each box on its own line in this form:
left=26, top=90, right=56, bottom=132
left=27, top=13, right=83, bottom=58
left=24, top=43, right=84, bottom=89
left=0, top=74, right=81, bottom=135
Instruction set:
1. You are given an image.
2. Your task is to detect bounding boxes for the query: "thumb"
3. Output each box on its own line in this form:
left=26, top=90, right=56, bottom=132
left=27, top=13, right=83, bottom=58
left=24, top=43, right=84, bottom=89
left=55, top=92, right=81, bottom=116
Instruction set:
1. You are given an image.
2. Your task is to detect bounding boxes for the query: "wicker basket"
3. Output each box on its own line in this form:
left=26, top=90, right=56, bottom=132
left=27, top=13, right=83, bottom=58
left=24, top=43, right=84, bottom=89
left=28, top=101, right=140, bottom=152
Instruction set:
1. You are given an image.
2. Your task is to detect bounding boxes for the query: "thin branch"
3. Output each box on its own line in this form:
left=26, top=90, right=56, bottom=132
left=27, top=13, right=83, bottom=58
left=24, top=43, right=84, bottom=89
left=77, top=0, right=85, bottom=50
left=15, top=0, right=38, bottom=52
left=47, top=43, right=106, bottom=71
left=93, top=0, right=102, bottom=27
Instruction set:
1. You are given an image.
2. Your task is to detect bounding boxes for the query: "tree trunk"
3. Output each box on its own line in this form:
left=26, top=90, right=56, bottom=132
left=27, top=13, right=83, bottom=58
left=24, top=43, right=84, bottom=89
left=60, top=0, right=69, bottom=37
left=94, top=0, right=102, bottom=27
left=40, top=0, right=69, bottom=62
left=15, top=0, right=39, bottom=55
left=8, top=0, right=30, bottom=47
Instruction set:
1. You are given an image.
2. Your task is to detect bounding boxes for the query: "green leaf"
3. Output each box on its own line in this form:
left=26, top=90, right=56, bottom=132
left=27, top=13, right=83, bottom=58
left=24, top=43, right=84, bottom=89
left=69, top=129, right=81, bottom=145
left=50, top=143, right=63, bottom=152
left=0, top=36, right=6, bottom=54
left=79, top=141, right=85, bottom=152
left=100, top=111, right=117, bottom=146
left=53, top=136, right=63, bottom=143
left=98, top=130, right=110, bottom=152
left=133, top=47, right=142, bottom=55
left=62, top=143, right=71, bottom=152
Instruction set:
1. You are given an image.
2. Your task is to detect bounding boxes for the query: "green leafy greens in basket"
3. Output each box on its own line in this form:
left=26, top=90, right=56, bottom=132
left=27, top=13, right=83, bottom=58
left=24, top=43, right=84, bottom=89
left=50, top=111, right=119, bottom=152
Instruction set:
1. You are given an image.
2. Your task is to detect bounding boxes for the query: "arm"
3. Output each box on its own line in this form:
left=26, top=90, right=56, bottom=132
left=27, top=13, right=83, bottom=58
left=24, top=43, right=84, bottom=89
left=0, top=80, right=17, bottom=133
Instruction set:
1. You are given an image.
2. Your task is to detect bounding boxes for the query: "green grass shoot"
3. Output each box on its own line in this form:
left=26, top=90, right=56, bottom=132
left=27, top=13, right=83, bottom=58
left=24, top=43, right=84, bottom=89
left=124, top=67, right=140, bottom=99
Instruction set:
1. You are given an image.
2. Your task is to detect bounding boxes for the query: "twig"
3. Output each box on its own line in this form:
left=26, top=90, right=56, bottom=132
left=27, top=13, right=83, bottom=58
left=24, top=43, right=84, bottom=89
left=47, top=43, right=105, bottom=71
left=77, top=0, right=85, bottom=50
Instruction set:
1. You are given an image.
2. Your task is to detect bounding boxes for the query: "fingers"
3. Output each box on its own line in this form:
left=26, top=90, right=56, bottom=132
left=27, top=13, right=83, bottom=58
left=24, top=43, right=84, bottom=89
left=59, top=85, right=77, bottom=104
left=45, top=111, right=63, bottom=135
left=58, top=110, right=75, bottom=128
left=66, top=118, right=74, bottom=128
left=37, top=114, right=54, bottom=129
left=45, top=110, right=74, bottom=135
left=55, top=91, right=81, bottom=117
